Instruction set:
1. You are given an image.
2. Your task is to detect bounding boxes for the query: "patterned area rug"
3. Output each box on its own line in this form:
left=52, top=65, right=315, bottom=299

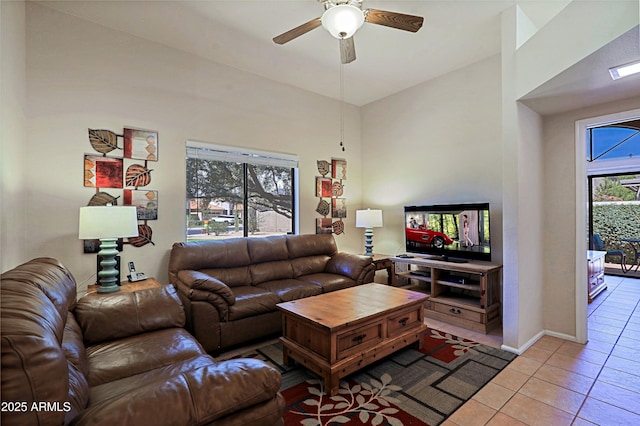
left=231, top=328, right=516, bottom=426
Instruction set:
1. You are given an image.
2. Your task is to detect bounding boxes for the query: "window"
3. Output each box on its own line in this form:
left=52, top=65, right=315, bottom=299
left=186, top=142, right=298, bottom=241
left=587, top=119, right=640, bottom=174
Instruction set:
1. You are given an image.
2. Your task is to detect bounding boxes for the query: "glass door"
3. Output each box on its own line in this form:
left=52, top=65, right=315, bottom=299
left=587, top=119, right=640, bottom=276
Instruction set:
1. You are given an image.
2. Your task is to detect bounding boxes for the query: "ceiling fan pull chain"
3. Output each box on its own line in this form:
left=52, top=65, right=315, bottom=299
left=340, top=62, right=345, bottom=152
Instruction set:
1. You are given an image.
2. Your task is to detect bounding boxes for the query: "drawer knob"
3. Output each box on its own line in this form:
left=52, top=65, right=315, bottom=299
left=449, top=308, right=462, bottom=315
left=398, top=317, right=409, bottom=326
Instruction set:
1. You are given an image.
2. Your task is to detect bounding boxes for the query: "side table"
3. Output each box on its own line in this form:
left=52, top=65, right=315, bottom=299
left=587, top=251, right=607, bottom=303
left=371, top=254, right=396, bottom=286
left=85, top=278, right=162, bottom=297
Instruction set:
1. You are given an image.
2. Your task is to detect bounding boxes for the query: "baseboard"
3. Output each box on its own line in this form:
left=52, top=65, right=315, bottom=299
left=500, top=329, right=578, bottom=355
left=544, top=329, right=579, bottom=343
left=500, top=329, right=543, bottom=355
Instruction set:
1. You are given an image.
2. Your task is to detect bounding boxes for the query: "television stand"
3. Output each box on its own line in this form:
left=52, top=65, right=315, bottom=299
left=429, top=255, right=468, bottom=263
left=392, top=256, right=502, bottom=334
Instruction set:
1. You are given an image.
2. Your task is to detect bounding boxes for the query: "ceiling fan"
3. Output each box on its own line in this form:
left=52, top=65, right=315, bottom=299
left=273, top=0, right=424, bottom=64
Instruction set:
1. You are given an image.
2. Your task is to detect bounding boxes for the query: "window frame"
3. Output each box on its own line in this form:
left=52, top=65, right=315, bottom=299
left=185, top=141, right=299, bottom=240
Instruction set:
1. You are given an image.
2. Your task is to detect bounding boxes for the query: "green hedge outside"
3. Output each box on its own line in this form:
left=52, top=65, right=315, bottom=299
left=593, top=202, right=640, bottom=266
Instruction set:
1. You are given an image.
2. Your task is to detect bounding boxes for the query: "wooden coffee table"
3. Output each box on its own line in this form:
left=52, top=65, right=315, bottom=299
left=277, top=283, right=429, bottom=395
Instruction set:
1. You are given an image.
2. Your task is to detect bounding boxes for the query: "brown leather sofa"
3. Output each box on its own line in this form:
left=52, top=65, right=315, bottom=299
left=1, top=258, right=285, bottom=426
left=169, top=234, right=375, bottom=354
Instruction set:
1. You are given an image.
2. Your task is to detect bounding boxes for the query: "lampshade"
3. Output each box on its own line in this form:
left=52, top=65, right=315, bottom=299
left=321, top=4, right=365, bottom=39
left=356, top=209, right=383, bottom=228
left=79, top=206, right=139, bottom=239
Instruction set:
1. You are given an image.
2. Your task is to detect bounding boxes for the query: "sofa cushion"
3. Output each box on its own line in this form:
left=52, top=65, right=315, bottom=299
left=62, top=313, right=90, bottom=420
left=168, top=239, right=251, bottom=282
left=297, top=273, right=357, bottom=293
left=326, top=252, right=374, bottom=281
left=250, top=260, right=294, bottom=285
left=63, top=313, right=89, bottom=377
left=291, top=255, right=330, bottom=277
left=86, top=328, right=204, bottom=386
left=1, top=257, right=77, bottom=320
left=248, top=235, right=289, bottom=263
left=89, top=354, right=216, bottom=402
left=76, top=286, right=185, bottom=345
left=0, top=282, right=69, bottom=426
left=74, top=359, right=283, bottom=426
left=256, top=279, right=322, bottom=302
left=200, top=266, right=252, bottom=288
left=227, top=286, right=281, bottom=321
left=287, top=234, right=337, bottom=258
left=66, top=358, right=90, bottom=424
left=177, top=270, right=236, bottom=304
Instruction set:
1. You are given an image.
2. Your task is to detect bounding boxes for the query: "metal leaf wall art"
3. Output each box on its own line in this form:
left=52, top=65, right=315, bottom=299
left=316, top=199, right=330, bottom=216
left=332, top=220, right=345, bottom=235
left=317, top=160, right=330, bottom=177
left=129, top=224, right=154, bottom=247
left=125, top=164, right=153, bottom=188
left=83, top=126, right=159, bottom=253
left=315, top=158, right=347, bottom=235
left=88, top=191, right=119, bottom=206
left=88, top=129, right=121, bottom=154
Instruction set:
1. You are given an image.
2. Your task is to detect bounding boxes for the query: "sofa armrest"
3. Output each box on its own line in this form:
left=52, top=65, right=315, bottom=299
left=177, top=270, right=236, bottom=305
left=70, top=359, right=284, bottom=426
left=326, top=252, right=375, bottom=282
left=75, top=285, right=185, bottom=345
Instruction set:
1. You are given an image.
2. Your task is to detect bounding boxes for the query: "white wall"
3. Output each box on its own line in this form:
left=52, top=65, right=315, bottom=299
left=19, top=3, right=364, bottom=289
left=500, top=6, right=547, bottom=351
left=361, top=55, right=504, bottom=261
left=1, top=0, right=27, bottom=272
left=515, top=103, right=545, bottom=346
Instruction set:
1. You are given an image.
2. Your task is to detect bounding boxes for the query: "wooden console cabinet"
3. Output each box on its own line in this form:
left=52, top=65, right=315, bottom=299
left=392, top=256, right=502, bottom=333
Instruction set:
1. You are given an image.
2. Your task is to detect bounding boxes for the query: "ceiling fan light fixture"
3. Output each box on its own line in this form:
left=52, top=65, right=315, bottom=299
left=321, top=4, right=364, bottom=39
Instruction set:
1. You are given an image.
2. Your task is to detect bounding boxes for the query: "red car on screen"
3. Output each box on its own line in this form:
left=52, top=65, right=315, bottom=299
left=406, top=227, right=454, bottom=249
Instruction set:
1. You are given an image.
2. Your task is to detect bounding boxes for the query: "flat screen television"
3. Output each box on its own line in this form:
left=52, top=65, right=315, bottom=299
left=404, top=203, right=491, bottom=262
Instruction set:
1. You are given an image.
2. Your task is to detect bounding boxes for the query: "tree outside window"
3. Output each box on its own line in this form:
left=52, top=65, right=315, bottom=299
left=186, top=144, right=297, bottom=240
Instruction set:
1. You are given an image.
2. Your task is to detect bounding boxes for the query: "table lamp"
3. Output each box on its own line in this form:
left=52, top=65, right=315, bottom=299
left=79, top=205, right=139, bottom=293
left=356, top=209, right=383, bottom=256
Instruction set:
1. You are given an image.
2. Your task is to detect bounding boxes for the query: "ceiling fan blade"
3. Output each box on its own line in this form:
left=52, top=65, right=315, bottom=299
left=340, top=37, right=356, bottom=64
left=364, top=9, right=424, bottom=32
left=273, top=17, right=322, bottom=44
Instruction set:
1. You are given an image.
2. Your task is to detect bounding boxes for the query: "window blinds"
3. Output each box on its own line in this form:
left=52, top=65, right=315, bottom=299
left=186, top=141, right=298, bottom=169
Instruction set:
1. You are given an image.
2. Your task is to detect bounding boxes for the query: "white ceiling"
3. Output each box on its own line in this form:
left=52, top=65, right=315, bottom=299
left=36, top=0, right=640, bottom=112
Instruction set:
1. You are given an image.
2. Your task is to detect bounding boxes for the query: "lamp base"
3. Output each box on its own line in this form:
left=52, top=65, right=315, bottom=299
left=97, top=238, right=120, bottom=293
left=364, top=228, right=374, bottom=257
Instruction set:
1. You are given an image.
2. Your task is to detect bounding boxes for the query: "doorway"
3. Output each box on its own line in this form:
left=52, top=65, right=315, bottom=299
left=576, top=110, right=640, bottom=343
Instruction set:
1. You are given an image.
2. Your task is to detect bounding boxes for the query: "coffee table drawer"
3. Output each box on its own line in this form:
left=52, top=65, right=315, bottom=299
left=387, top=306, right=422, bottom=337
left=337, top=322, right=383, bottom=359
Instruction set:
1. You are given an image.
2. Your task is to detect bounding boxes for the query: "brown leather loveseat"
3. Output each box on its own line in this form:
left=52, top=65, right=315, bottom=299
left=1, top=258, right=284, bottom=426
left=169, top=234, right=375, bottom=354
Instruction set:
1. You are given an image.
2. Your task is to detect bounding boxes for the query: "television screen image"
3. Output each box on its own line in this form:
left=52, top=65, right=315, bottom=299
left=404, top=203, right=491, bottom=262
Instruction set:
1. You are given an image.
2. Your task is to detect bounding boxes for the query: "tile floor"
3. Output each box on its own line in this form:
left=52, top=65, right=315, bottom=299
left=439, top=274, right=640, bottom=426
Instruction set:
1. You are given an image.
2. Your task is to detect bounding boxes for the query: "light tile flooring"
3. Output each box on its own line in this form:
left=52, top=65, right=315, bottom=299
left=438, top=274, right=640, bottom=426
